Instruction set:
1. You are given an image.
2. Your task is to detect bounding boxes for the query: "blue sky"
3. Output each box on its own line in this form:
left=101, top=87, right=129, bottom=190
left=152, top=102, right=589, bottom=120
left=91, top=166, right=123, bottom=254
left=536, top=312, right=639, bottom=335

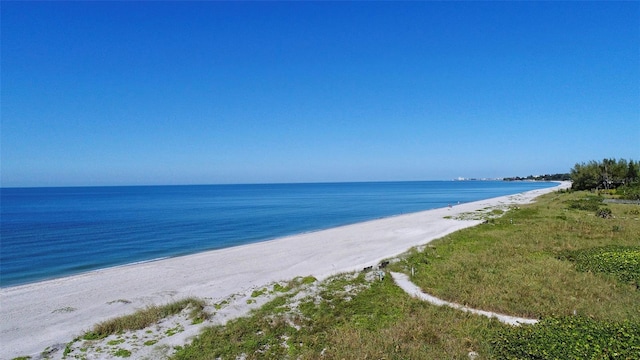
left=2, top=1, right=638, bottom=187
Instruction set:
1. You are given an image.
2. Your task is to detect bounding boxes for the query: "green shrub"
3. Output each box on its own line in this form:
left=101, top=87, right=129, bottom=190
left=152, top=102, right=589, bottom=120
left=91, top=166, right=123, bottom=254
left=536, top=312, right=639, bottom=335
left=301, top=276, right=317, bottom=285
left=616, top=183, right=640, bottom=200
left=107, top=339, right=125, bottom=346
left=491, top=316, right=640, bottom=359
left=113, top=348, right=131, bottom=357
left=558, top=246, right=640, bottom=288
left=566, top=196, right=604, bottom=211
left=272, top=283, right=288, bottom=292
left=250, top=288, right=267, bottom=298
left=596, top=208, right=613, bottom=218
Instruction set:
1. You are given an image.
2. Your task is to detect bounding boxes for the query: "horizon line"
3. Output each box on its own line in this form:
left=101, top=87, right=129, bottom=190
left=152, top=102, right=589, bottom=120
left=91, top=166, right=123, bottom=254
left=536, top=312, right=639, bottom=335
left=0, top=178, right=536, bottom=189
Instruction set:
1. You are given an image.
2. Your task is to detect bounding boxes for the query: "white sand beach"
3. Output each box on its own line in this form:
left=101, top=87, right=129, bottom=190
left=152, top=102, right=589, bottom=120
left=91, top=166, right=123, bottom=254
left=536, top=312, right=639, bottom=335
left=0, top=182, right=570, bottom=359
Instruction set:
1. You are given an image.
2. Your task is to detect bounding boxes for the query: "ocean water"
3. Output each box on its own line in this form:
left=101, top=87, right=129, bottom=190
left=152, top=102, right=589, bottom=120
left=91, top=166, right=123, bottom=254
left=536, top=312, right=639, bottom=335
left=0, top=181, right=556, bottom=287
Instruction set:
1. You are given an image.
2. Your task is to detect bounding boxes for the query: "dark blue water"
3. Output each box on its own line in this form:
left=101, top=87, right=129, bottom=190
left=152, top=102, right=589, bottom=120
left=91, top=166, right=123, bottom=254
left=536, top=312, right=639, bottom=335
left=0, top=181, right=556, bottom=287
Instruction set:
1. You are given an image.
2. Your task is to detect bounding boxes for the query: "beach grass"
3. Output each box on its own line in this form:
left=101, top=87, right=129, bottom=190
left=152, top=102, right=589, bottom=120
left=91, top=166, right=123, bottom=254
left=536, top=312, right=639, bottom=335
left=172, top=272, right=508, bottom=359
left=170, top=190, right=640, bottom=359
left=83, top=298, right=207, bottom=340
left=396, top=190, right=640, bottom=322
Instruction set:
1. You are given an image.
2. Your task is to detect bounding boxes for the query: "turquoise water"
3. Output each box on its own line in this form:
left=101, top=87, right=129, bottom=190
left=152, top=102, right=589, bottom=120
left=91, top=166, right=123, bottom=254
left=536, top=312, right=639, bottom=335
left=0, top=181, right=556, bottom=287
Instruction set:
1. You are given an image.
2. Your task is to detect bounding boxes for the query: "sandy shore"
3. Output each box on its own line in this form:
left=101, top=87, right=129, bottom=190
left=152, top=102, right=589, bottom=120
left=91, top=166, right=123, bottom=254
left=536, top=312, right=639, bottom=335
left=0, top=182, right=570, bottom=359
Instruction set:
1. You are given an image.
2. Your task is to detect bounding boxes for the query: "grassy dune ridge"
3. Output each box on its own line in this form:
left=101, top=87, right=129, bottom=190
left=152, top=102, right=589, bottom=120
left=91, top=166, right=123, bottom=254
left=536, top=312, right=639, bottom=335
left=400, top=192, right=639, bottom=322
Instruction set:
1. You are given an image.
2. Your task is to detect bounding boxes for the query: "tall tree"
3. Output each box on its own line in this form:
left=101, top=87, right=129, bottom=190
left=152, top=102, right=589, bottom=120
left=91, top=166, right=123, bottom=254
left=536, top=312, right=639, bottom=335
left=570, top=158, right=638, bottom=190
left=571, top=161, right=600, bottom=190
left=627, top=160, right=639, bottom=183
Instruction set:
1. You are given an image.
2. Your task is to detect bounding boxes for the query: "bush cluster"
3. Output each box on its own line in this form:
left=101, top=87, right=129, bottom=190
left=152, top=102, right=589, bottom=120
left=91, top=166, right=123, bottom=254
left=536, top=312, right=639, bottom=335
left=558, top=246, right=640, bottom=288
left=564, top=195, right=618, bottom=218
left=616, top=183, right=640, bottom=200
left=491, top=316, right=640, bottom=359
left=596, top=208, right=613, bottom=218
left=566, top=196, right=604, bottom=212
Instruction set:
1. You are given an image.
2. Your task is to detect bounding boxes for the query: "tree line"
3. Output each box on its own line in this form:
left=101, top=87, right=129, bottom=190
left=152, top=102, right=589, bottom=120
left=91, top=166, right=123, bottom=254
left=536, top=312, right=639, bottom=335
left=570, top=158, right=639, bottom=191
left=504, top=173, right=571, bottom=182
left=503, top=158, right=639, bottom=200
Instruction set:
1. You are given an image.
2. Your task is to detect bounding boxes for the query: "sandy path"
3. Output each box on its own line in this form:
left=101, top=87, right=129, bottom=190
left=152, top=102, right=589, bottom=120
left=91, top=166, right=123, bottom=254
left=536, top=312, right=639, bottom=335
left=390, top=272, right=539, bottom=326
left=0, top=182, right=569, bottom=359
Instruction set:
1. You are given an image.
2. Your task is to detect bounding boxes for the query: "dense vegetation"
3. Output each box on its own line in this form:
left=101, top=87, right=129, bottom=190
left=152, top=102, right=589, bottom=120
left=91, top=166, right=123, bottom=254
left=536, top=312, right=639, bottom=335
left=504, top=173, right=571, bottom=181
left=558, top=246, right=640, bottom=289
left=506, top=158, right=640, bottom=200
left=492, top=316, right=640, bottom=359
left=170, top=189, right=640, bottom=359
left=571, top=158, right=639, bottom=194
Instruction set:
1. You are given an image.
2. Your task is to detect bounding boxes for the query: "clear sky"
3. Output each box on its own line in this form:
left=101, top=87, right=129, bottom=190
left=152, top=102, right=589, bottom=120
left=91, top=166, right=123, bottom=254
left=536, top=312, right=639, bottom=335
left=2, top=1, right=639, bottom=187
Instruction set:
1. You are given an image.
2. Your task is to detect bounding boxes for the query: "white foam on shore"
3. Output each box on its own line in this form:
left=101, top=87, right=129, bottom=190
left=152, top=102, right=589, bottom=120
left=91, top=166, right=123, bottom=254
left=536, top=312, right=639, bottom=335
left=0, top=181, right=570, bottom=359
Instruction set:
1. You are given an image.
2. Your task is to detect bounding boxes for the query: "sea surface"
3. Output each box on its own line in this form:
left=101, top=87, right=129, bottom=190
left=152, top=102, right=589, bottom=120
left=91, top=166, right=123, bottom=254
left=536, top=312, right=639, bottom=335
left=0, top=181, right=556, bottom=287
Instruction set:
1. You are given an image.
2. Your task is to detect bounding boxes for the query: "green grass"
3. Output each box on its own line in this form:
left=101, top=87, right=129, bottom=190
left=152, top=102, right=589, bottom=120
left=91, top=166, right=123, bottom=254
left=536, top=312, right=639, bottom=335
left=173, top=272, right=507, bottom=359
left=250, top=288, right=267, bottom=298
left=165, top=325, right=184, bottom=337
left=113, top=348, right=131, bottom=357
left=272, top=283, right=290, bottom=293
left=565, top=194, right=605, bottom=211
left=291, top=275, right=317, bottom=286
left=213, top=300, right=228, bottom=310
left=395, top=191, right=640, bottom=321
left=106, top=338, right=125, bottom=346
left=83, top=298, right=207, bottom=340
